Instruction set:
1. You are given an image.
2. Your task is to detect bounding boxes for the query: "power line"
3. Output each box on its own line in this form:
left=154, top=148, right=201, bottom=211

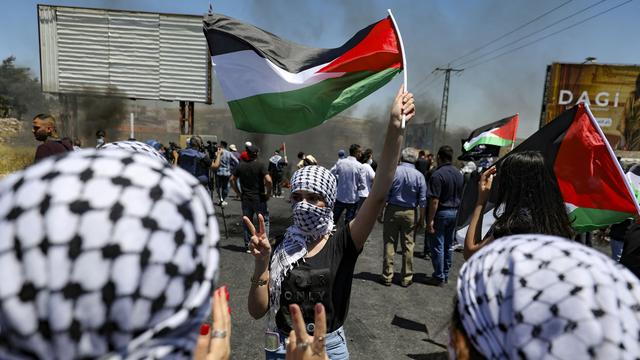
left=457, top=0, right=608, bottom=68
left=464, top=0, right=633, bottom=70
left=449, top=0, right=573, bottom=65
left=413, top=72, right=444, bottom=95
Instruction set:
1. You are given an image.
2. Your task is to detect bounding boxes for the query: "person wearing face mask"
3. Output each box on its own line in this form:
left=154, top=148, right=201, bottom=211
left=32, top=113, right=73, bottom=162
left=95, top=129, right=107, bottom=148
left=246, top=87, right=415, bottom=360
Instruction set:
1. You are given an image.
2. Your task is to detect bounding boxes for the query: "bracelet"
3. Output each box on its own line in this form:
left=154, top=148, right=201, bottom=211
left=250, top=276, right=268, bottom=286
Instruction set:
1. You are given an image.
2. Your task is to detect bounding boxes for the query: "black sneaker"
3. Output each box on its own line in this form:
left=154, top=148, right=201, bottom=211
left=424, top=277, right=445, bottom=287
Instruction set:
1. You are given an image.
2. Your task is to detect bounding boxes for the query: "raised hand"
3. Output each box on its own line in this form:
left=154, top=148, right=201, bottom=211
left=285, top=304, right=328, bottom=360
left=243, top=214, right=271, bottom=260
left=478, top=167, right=496, bottom=204
left=194, top=286, right=231, bottom=360
left=390, top=85, right=416, bottom=128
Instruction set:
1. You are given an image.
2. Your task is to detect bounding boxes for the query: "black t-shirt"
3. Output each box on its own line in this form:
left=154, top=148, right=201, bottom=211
left=35, top=139, right=73, bottom=162
left=621, top=223, right=640, bottom=280
left=415, top=158, right=431, bottom=177
left=428, top=163, right=464, bottom=211
left=275, top=222, right=360, bottom=333
left=234, top=160, right=267, bottom=202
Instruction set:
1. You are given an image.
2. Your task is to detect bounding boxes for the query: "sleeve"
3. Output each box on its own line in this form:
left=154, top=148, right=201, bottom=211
left=202, top=155, right=213, bottom=167
left=418, top=175, right=427, bottom=208
left=336, top=220, right=361, bottom=259
left=330, top=163, right=338, bottom=176
left=428, top=172, right=443, bottom=199
left=356, top=164, right=366, bottom=191
left=229, top=152, right=239, bottom=167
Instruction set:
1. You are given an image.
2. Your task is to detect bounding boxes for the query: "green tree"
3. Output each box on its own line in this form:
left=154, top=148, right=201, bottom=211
left=0, top=56, right=51, bottom=119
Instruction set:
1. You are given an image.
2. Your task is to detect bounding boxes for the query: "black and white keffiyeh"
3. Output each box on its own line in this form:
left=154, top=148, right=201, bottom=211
left=268, top=165, right=336, bottom=331
left=456, top=234, right=640, bottom=359
left=101, top=141, right=168, bottom=164
left=0, top=149, right=219, bottom=359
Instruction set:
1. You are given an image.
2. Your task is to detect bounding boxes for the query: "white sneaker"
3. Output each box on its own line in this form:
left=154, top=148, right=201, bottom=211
left=221, top=201, right=228, bottom=207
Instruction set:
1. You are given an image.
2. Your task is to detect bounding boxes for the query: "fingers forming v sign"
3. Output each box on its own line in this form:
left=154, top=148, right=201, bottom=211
left=285, top=304, right=328, bottom=360
left=194, top=287, right=231, bottom=360
left=243, top=214, right=271, bottom=259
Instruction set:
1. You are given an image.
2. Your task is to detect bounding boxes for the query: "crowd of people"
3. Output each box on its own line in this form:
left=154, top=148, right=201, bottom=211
left=3, top=88, right=640, bottom=359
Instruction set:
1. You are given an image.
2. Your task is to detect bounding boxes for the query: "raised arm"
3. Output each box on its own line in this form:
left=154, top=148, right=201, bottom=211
left=350, top=86, right=415, bottom=251
left=463, top=167, right=496, bottom=260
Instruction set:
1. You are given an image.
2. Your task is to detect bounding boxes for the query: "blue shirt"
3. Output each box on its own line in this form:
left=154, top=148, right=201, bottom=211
left=428, top=163, right=463, bottom=210
left=216, top=149, right=239, bottom=176
left=331, top=156, right=366, bottom=204
left=386, top=162, right=427, bottom=208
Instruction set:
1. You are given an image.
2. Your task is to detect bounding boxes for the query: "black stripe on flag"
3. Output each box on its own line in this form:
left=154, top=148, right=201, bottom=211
left=455, top=105, right=579, bottom=230
left=203, top=13, right=377, bottom=73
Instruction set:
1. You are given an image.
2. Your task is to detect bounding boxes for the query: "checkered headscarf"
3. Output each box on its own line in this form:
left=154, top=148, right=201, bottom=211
left=456, top=234, right=640, bottom=359
left=0, top=149, right=219, bottom=359
left=101, top=140, right=168, bottom=164
left=267, top=165, right=336, bottom=331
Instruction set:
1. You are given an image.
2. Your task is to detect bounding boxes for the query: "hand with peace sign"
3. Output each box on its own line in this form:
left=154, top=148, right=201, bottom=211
left=285, top=304, right=329, bottom=360
left=243, top=214, right=271, bottom=261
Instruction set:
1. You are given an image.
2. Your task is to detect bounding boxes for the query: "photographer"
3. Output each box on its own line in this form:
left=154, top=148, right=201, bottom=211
left=178, top=135, right=221, bottom=189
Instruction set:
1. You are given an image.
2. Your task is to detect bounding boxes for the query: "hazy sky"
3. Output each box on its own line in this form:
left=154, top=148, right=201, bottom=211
left=1, top=0, right=639, bottom=139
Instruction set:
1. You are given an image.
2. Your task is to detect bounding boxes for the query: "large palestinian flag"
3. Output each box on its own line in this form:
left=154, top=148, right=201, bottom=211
left=203, top=13, right=402, bottom=134
left=456, top=103, right=640, bottom=238
left=462, top=114, right=519, bottom=151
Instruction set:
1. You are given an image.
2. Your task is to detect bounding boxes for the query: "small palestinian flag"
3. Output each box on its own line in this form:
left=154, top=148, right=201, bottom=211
left=462, top=114, right=519, bottom=152
left=203, top=13, right=402, bottom=134
left=456, top=103, right=640, bottom=237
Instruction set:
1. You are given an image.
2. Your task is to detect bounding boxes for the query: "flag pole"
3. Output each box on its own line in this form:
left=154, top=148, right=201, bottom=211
left=510, top=113, right=518, bottom=151
left=387, top=9, right=407, bottom=129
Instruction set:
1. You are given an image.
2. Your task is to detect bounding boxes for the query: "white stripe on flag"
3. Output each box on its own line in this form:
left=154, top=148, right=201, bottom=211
left=212, top=50, right=345, bottom=101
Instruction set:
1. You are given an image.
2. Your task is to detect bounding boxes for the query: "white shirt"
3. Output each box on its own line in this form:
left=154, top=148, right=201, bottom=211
left=331, top=156, right=366, bottom=204
left=358, top=163, right=375, bottom=198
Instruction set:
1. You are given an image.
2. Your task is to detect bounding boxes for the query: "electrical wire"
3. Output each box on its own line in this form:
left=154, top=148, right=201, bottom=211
left=463, top=0, right=633, bottom=70
left=449, top=0, right=573, bottom=65
left=457, top=0, right=609, bottom=68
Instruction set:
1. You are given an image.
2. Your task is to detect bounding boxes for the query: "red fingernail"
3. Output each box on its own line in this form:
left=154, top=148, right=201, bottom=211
left=224, top=286, right=230, bottom=301
left=315, top=303, right=322, bottom=314
left=200, top=324, right=210, bottom=336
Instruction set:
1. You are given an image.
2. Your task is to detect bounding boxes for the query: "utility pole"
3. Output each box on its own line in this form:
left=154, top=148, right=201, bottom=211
left=434, top=67, right=463, bottom=146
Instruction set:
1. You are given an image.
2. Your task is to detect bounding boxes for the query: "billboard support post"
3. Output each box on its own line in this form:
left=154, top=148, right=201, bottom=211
left=130, top=113, right=134, bottom=140
left=188, top=101, right=195, bottom=135
left=179, top=101, right=186, bottom=135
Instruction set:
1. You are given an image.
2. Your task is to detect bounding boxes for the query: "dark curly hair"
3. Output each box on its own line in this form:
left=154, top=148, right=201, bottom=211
left=492, top=151, right=574, bottom=239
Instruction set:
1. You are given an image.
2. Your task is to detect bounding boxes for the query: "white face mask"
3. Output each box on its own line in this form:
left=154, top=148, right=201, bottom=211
left=367, top=159, right=373, bottom=165
left=291, top=201, right=333, bottom=236
left=96, top=137, right=105, bottom=146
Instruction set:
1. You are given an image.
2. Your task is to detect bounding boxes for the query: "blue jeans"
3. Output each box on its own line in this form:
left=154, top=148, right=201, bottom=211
left=333, top=201, right=358, bottom=224
left=430, top=208, right=457, bottom=282
left=242, top=201, right=270, bottom=247
left=611, top=238, right=624, bottom=262
left=216, top=175, right=230, bottom=201
left=265, top=326, right=349, bottom=360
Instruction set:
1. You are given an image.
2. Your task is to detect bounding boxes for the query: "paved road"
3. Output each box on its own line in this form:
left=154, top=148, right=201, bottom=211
left=215, top=190, right=463, bottom=360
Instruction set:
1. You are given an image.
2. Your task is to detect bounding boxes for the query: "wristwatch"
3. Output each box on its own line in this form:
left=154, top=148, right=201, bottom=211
left=251, top=276, right=268, bottom=286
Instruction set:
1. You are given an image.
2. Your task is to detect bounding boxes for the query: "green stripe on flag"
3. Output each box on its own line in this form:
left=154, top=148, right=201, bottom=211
left=569, top=207, right=635, bottom=232
left=463, top=135, right=514, bottom=151
left=228, top=67, right=401, bottom=134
